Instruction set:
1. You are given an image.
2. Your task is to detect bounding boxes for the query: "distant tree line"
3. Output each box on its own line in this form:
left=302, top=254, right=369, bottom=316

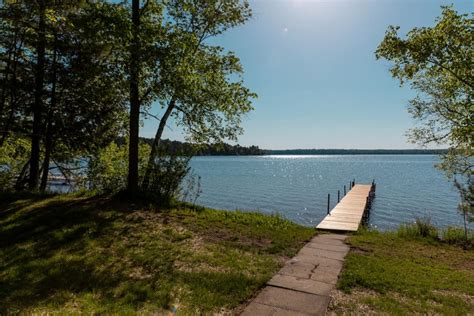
left=118, top=139, right=447, bottom=156
left=264, top=149, right=449, bottom=155
left=121, top=138, right=264, bottom=156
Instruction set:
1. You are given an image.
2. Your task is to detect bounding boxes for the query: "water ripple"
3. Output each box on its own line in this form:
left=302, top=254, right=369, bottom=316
left=189, top=155, right=470, bottom=230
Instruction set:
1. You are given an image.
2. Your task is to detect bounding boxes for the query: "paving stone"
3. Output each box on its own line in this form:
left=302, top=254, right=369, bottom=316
left=280, top=257, right=343, bottom=285
left=268, top=274, right=334, bottom=296
left=309, top=265, right=343, bottom=285
left=310, top=236, right=347, bottom=246
left=298, top=246, right=347, bottom=261
left=279, top=260, right=316, bottom=279
left=312, top=256, right=344, bottom=269
left=315, top=234, right=348, bottom=241
left=292, top=254, right=344, bottom=270
left=305, top=241, right=350, bottom=253
left=310, top=237, right=350, bottom=245
left=253, top=286, right=330, bottom=315
left=241, top=302, right=313, bottom=316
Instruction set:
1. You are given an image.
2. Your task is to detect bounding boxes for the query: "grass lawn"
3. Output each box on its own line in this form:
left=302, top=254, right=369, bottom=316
left=0, top=193, right=314, bottom=314
left=329, top=228, right=474, bottom=315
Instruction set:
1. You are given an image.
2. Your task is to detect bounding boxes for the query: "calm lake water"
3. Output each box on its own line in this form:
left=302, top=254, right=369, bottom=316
left=188, top=155, right=469, bottom=230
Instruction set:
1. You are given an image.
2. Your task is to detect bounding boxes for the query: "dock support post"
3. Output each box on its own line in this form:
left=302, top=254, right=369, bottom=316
left=344, top=185, right=346, bottom=195
left=337, top=190, right=340, bottom=203
left=327, top=194, right=330, bottom=215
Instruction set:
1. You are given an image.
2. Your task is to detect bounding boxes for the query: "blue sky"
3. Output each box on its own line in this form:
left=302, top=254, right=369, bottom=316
left=141, top=0, right=473, bottom=150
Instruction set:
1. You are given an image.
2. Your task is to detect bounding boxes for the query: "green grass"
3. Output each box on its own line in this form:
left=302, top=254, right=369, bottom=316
left=0, top=194, right=315, bottom=314
left=331, top=227, right=474, bottom=315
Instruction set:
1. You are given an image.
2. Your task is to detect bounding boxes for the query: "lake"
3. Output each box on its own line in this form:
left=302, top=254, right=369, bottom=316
left=188, top=155, right=469, bottom=230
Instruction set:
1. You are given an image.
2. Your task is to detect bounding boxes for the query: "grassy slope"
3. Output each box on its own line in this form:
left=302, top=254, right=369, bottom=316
left=0, top=194, right=314, bottom=314
left=329, top=229, right=474, bottom=315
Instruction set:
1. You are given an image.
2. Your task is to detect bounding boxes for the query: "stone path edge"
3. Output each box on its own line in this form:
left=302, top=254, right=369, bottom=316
left=240, top=233, right=349, bottom=316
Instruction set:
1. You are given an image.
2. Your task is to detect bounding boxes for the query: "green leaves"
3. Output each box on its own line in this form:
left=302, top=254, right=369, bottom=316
left=1, top=0, right=256, bottom=193
left=0, top=0, right=130, bottom=190
left=376, top=6, right=473, bottom=220
left=88, top=139, right=151, bottom=193
left=376, top=6, right=473, bottom=172
left=0, top=136, right=30, bottom=191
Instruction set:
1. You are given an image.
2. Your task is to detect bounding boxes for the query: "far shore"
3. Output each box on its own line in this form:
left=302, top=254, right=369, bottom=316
left=263, top=149, right=448, bottom=155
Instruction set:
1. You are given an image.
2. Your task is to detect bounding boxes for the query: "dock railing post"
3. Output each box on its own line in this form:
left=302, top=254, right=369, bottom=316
left=337, top=190, right=340, bottom=203
left=327, top=194, right=330, bottom=215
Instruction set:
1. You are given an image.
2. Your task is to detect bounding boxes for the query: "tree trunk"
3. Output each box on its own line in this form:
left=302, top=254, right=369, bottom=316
left=127, top=0, right=141, bottom=196
left=40, top=34, right=58, bottom=192
left=39, top=116, right=52, bottom=191
left=29, top=0, right=46, bottom=190
left=141, top=98, right=176, bottom=189
left=15, top=159, right=31, bottom=190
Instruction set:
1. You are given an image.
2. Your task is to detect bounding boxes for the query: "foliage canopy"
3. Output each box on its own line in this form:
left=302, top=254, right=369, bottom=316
left=376, top=6, right=473, bottom=221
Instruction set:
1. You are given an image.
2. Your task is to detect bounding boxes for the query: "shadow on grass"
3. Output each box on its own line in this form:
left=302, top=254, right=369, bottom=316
left=0, top=194, right=314, bottom=313
left=0, top=195, right=175, bottom=312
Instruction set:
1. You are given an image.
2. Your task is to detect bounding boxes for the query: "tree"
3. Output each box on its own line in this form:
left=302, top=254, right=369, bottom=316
left=127, top=0, right=141, bottom=195
left=376, top=7, right=473, bottom=228
left=0, top=2, right=32, bottom=148
left=120, top=0, right=256, bottom=196
left=0, top=0, right=128, bottom=191
left=141, top=0, right=256, bottom=190
left=123, top=0, right=165, bottom=195
left=36, top=1, right=128, bottom=191
left=30, top=0, right=46, bottom=190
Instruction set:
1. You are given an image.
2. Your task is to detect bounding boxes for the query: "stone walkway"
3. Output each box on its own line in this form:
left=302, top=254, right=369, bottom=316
left=241, top=234, right=349, bottom=316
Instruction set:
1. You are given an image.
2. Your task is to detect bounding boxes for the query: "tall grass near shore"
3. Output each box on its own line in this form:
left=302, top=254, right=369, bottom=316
left=396, top=218, right=473, bottom=248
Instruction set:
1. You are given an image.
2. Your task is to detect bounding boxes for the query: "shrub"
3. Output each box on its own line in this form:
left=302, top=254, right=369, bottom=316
left=442, top=226, right=474, bottom=246
left=88, top=140, right=197, bottom=206
left=87, top=140, right=150, bottom=193
left=397, top=217, right=438, bottom=240
left=0, top=136, right=30, bottom=191
left=142, top=146, right=196, bottom=206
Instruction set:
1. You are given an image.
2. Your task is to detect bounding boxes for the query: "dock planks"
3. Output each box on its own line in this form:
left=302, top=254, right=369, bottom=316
left=316, top=184, right=374, bottom=232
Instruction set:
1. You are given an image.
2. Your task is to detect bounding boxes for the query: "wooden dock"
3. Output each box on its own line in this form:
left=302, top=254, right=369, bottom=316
left=316, top=183, right=375, bottom=232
